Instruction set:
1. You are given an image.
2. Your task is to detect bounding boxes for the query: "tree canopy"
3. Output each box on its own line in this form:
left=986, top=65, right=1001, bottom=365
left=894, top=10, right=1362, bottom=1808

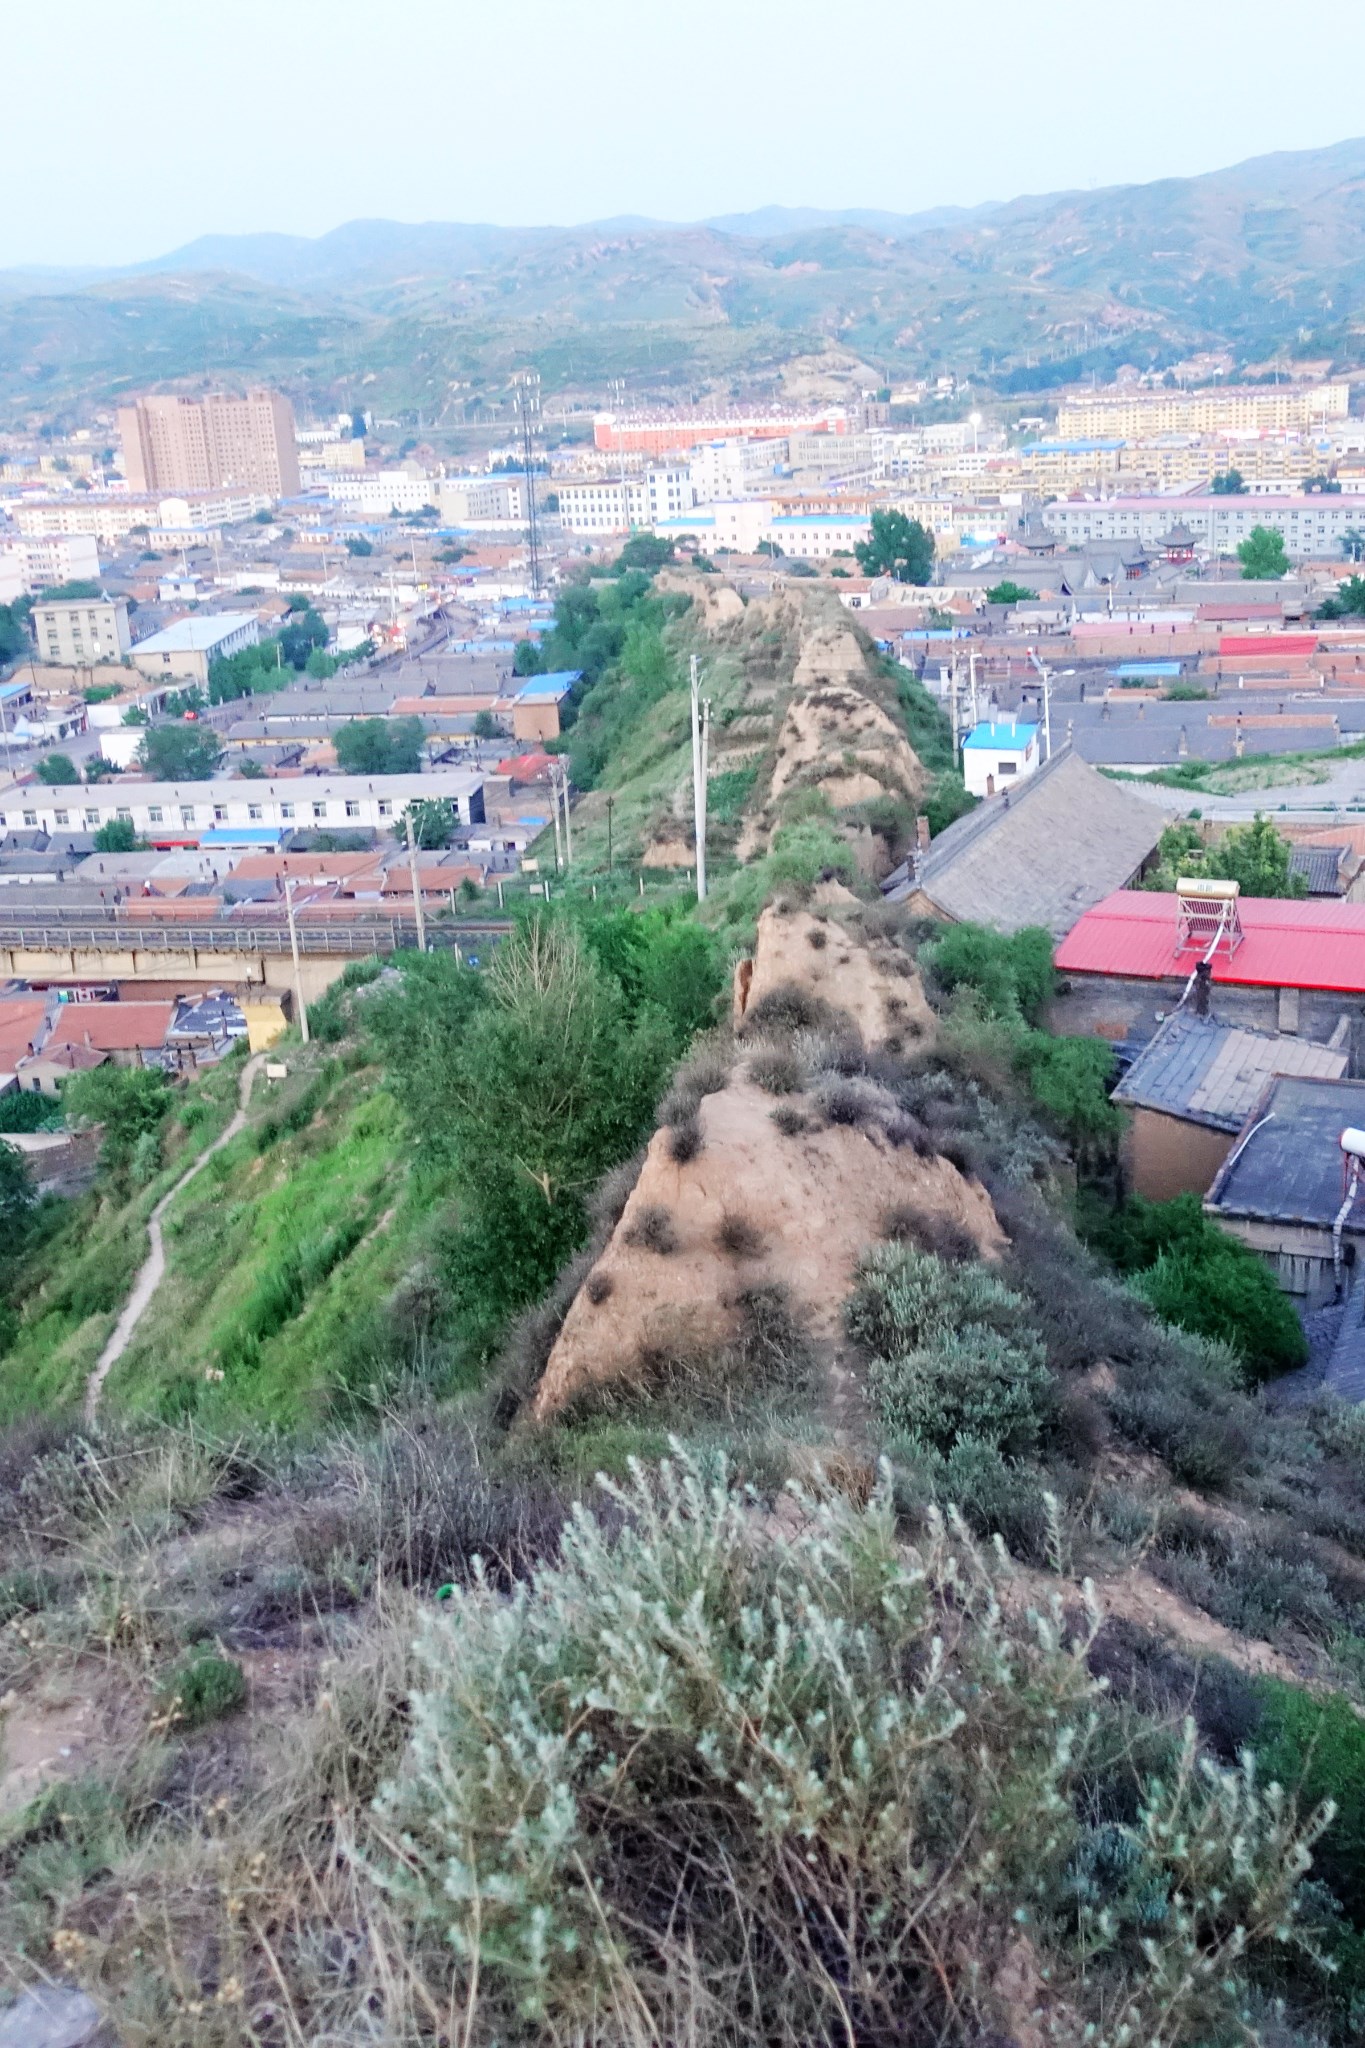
left=1318, top=574, right=1365, bottom=621
left=1145, top=815, right=1305, bottom=898
left=401, top=798, right=456, bottom=849
left=36, top=753, right=78, bottom=785
left=855, top=509, right=935, bottom=584
left=334, top=716, right=425, bottom=776
left=1237, top=526, right=1291, bottom=580
left=1209, top=469, right=1247, bottom=495
left=139, top=723, right=223, bottom=780
left=984, top=580, right=1034, bottom=606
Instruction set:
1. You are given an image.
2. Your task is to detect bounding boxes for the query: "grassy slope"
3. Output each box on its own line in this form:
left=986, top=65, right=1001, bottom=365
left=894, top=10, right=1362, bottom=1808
left=1, top=1049, right=457, bottom=1430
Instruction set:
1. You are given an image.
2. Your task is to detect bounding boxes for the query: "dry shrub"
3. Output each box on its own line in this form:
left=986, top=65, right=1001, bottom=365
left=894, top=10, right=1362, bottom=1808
left=588, top=1149, right=648, bottom=1234
left=884, top=1110, right=932, bottom=1154
left=585, top=1269, right=614, bottom=1306
left=880, top=1204, right=976, bottom=1262
left=716, top=1209, right=767, bottom=1260
left=624, top=1204, right=679, bottom=1256
left=743, top=981, right=838, bottom=1036
left=658, top=1041, right=734, bottom=1125
left=747, top=1043, right=804, bottom=1095
left=668, top=1117, right=703, bottom=1164
left=814, top=1076, right=885, bottom=1128
left=806, top=926, right=828, bottom=950
left=770, top=1104, right=811, bottom=1138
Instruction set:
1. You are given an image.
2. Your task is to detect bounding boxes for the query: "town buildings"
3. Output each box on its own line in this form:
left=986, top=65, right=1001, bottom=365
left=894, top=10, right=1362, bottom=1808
left=0, top=769, right=487, bottom=845
left=0, top=534, right=100, bottom=601
left=129, top=613, right=261, bottom=683
left=33, top=594, right=132, bottom=667
left=1055, top=383, right=1350, bottom=439
left=117, top=390, right=300, bottom=497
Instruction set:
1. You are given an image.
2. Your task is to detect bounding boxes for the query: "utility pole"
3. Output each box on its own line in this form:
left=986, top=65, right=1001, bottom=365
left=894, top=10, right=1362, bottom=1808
left=404, top=808, right=428, bottom=952
left=1041, top=662, right=1054, bottom=760
left=517, top=372, right=542, bottom=599
left=606, top=792, right=614, bottom=874
left=550, top=771, right=563, bottom=870
left=558, top=758, right=573, bottom=867
left=690, top=653, right=709, bottom=902
left=284, top=877, right=310, bottom=1044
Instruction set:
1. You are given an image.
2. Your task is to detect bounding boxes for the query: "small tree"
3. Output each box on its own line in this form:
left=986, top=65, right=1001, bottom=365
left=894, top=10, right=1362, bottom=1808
left=472, top=709, right=499, bottom=740
left=64, top=1064, right=171, bottom=1169
left=139, top=723, right=222, bottom=780
left=512, top=639, right=543, bottom=677
left=93, top=818, right=142, bottom=852
left=855, top=508, right=935, bottom=584
left=401, top=798, right=455, bottom=849
left=1210, top=468, right=1247, bottom=495
left=345, top=536, right=374, bottom=557
left=614, top=533, right=674, bottom=572
left=0, top=1141, right=32, bottom=1234
left=984, top=580, right=1034, bottom=606
left=36, top=752, right=77, bottom=785
left=1237, top=526, right=1291, bottom=579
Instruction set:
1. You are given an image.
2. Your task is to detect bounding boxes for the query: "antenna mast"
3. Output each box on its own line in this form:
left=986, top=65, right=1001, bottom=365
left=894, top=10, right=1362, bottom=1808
left=517, top=371, right=542, bottom=598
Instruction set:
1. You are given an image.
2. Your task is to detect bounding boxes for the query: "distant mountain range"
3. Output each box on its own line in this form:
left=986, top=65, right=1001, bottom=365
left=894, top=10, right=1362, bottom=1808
left=3, top=138, right=1363, bottom=424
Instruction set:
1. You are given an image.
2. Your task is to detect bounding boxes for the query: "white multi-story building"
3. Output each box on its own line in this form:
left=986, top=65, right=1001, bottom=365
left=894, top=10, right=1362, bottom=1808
left=555, top=468, right=695, bottom=537
left=11, top=492, right=269, bottom=543
left=688, top=438, right=788, bottom=504
left=0, top=770, right=486, bottom=843
left=0, top=533, right=101, bottom=600
left=1040, top=493, right=1365, bottom=558
left=129, top=613, right=261, bottom=683
left=325, top=470, right=434, bottom=516
left=33, top=595, right=132, bottom=666
left=438, top=474, right=525, bottom=524
left=768, top=512, right=871, bottom=560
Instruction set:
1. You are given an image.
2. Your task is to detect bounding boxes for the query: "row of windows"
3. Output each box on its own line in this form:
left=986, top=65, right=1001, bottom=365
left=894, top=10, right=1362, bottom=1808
left=4, top=799, right=393, bottom=831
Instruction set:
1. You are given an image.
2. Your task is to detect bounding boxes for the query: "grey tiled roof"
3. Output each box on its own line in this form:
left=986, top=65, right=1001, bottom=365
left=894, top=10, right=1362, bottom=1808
left=1207, top=1074, right=1365, bottom=1229
left=1114, top=1012, right=1348, bottom=1131
left=891, top=747, right=1167, bottom=937
left=1290, top=845, right=1346, bottom=895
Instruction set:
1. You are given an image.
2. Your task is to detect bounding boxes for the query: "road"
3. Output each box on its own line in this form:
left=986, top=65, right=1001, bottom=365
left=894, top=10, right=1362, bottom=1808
left=1119, top=758, right=1365, bottom=823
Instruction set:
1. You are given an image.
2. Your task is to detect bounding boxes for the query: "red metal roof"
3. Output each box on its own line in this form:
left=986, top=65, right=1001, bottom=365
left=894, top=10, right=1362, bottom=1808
left=1218, top=632, right=1318, bottom=658
left=1055, top=891, right=1365, bottom=995
left=47, top=1001, right=175, bottom=1053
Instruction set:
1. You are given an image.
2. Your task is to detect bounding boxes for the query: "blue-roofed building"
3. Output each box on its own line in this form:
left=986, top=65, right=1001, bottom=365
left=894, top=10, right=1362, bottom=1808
left=961, top=719, right=1040, bottom=797
left=512, top=669, right=582, bottom=740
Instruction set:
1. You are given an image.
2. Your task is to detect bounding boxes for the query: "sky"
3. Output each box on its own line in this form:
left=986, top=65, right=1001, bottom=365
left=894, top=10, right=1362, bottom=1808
left=7, top=0, right=1365, bottom=268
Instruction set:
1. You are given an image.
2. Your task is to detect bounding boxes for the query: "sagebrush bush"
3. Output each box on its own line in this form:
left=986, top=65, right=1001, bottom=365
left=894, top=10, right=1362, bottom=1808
left=371, top=1446, right=1328, bottom=2044
left=667, top=1115, right=703, bottom=1163
left=158, top=1651, right=246, bottom=1728
left=624, top=1203, right=679, bottom=1255
left=769, top=1103, right=810, bottom=1137
left=716, top=1208, right=766, bottom=1259
left=871, top=1329, right=1050, bottom=1456
left=746, top=1043, right=804, bottom=1095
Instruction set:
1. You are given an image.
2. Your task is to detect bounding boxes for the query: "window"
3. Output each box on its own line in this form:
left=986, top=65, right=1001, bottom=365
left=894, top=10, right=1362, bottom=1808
left=280, top=802, right=294, bottom=820
left=377, top=799, right=393, bottom=819
left=312, top=802, right=327, bottom=821
left=247, top=803, right=263, bottom=822
left=997, top=761, right=1017, bottom=778
left=84, top=808, right=100, bottom=826
left=148, top=806, right=163, bottom=824
left=22, top=810, right=37, bottom=827
left=180, top=806, right=195, bottom=826
left=345, top=800, right=361, bottom=819
left=53, top=809, right=69, bottom=826
left=213, top=805, right=228, bottom=823
left=116, top=807, right=132, bottom=823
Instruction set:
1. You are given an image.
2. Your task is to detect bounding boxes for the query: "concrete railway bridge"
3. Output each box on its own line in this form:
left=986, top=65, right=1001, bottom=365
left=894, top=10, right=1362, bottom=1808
left=0, top=918, right=509, bottom=1002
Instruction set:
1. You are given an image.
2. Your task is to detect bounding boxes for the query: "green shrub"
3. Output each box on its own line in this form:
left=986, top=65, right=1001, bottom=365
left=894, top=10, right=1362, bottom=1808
left=0, top=1093, right=63, bottom=1134
left=158, top=1652, right=246, bottom=1728
left=847, top=1241, right=1031, bottom=1357
left=871, top=1327, right=1049, bottom=1457
left=370, top=1445, right=1327, bottom=2043
left=1250, top=1679, right=1365, bottom=1922
left=922, top=922, right=1055, bottom=1023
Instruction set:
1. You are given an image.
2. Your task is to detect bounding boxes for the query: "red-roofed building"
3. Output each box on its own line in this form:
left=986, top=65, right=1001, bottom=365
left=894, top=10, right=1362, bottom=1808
left=46, top=1001, right=175, bottom=1066
left=1053, top=891, right=1365, bottom=1045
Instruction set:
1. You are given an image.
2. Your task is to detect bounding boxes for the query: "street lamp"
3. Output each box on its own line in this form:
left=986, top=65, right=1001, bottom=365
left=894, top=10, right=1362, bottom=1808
left=969, top=411, right=982, bottom=457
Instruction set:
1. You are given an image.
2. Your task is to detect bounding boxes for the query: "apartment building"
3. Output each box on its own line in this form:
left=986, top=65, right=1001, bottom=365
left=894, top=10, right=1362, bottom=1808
left=768, top=512, right=871, bottom=560
left=593, top=409, right=845, bottom=455
left=556, top=468, right=695, bottom=536
left=33, top=595, right=132, bottom=666
left=688, top=438, right=788, bottom=503
left=1, top=770, right=486, bottom=843
left=1041, top=493, right=1362, bottom=557
left=12, top=492, right=270, bottom=543
left=117, top=389, right=300, bottom=497
left=325, top=470, right=434, bottom=516
left=129, top=613, right=261, bottom=683
left=0, top=533, right=100, bottom=602
left=1056, top=383, right=1350, bottom=439
left=298, top=437, right=366, bottom=474
left=438, top=474, right=524, bottom=524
